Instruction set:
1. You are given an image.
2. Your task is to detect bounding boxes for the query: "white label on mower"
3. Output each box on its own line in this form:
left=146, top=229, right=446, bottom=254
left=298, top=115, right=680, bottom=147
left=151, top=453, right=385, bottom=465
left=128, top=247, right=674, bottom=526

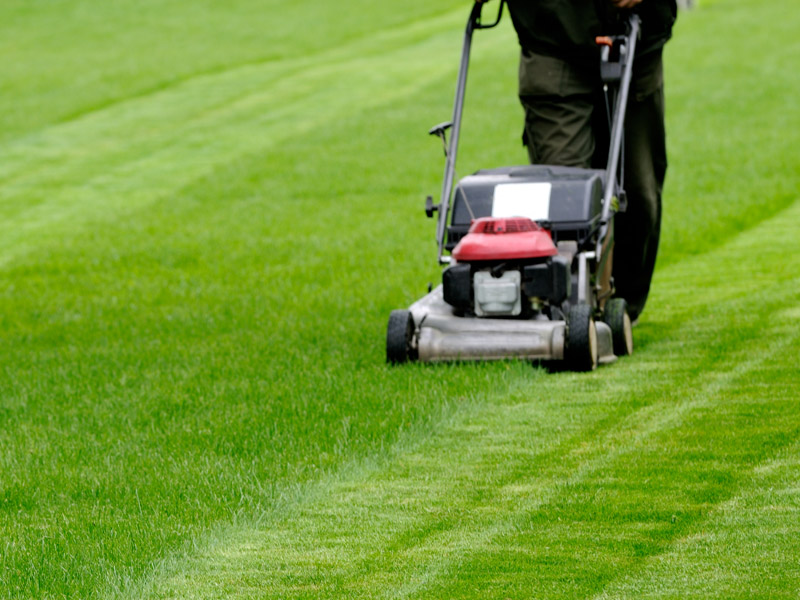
left=491, top=182, right=551, bottom=221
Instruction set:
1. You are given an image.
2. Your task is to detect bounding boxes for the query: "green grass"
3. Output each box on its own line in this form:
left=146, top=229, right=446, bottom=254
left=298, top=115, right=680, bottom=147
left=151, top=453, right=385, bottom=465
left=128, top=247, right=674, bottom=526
left=1, top=0, right=799, bottom=598
left=132, top=194, right=800, bottom=600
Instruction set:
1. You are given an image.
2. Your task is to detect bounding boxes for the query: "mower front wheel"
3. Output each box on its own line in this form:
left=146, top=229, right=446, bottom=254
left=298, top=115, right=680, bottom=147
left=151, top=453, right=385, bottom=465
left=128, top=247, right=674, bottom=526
left=386, top=309, right=417, bottom=364
left=565, top=304, right=598, bottom=372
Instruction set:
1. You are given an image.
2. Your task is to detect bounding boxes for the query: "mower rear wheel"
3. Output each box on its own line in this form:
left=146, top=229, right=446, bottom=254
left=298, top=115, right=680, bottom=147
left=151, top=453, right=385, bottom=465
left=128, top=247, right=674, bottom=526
left=603, top=298, right=633, bottom=356
left=386, top=309, right=417, bottom=364
left=565, top=304, right=598, bottom=372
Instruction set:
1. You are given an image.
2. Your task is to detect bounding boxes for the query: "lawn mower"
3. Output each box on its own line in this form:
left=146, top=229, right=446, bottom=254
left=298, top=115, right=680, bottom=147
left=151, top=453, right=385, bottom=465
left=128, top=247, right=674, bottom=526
left=386, top=1, right=637, bottom=371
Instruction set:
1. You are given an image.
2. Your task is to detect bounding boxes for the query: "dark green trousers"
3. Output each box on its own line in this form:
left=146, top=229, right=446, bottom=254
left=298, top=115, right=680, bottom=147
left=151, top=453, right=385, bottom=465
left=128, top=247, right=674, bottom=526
left=518, top=49, right=667, bottom=320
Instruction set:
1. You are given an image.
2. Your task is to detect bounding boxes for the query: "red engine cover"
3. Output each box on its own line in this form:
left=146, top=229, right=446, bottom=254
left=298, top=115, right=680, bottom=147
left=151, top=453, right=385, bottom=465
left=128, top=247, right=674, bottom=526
left=451, top=217, right=557, bottom=261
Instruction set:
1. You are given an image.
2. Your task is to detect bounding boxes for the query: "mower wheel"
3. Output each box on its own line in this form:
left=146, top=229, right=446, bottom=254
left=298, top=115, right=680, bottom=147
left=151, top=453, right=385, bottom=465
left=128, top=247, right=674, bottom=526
left=565, top=304, right=598, bottom=372
left=386, top=309, right=417, bottom=364
left=603, top=298, right=633, bottom=357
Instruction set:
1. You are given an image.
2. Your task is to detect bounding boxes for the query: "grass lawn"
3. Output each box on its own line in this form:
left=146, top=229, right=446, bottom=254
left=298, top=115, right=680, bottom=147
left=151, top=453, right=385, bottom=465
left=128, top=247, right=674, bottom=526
left=1, top=0, right=799, bottom=598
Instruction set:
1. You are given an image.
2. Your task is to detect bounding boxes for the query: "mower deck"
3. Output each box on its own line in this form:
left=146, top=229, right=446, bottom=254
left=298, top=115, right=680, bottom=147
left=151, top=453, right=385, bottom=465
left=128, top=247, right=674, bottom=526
left=409, top=286, right=617, bottom=364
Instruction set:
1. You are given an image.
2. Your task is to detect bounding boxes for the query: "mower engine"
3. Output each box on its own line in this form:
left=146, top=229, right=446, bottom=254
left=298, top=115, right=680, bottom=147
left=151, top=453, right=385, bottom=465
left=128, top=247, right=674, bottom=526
left=443, top=217, right=571, bottom=319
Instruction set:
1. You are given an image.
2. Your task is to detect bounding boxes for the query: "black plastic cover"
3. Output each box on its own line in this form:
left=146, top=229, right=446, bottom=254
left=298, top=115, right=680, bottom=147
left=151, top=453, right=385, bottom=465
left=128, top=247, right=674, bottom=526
left=549, top=255, right=571, bottom=304
left=447, top=165, right=605, bottom=250
left=442, top=263, right=472, bottom=311
left=522, top=264, right=550, bottom=299
left=522, top=255, right=571, bottom=305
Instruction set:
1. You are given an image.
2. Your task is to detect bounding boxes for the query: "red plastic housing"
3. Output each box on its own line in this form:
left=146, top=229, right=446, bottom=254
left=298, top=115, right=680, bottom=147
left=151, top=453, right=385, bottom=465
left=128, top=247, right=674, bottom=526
left=451, top=217, right=557, bottom=262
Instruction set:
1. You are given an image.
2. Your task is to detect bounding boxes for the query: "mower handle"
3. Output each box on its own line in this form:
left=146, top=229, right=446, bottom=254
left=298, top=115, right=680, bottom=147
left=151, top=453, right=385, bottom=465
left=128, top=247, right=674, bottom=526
left=434, top=0, right=505, bottom=264
left=473, top=0, right=504, bottom=30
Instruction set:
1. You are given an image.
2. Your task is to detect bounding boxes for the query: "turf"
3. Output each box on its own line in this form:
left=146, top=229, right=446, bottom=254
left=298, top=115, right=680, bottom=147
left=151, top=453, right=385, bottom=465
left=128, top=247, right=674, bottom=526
left=133, top=193, right=800, bottom=600
left=0, top=0, right=799, bottom=598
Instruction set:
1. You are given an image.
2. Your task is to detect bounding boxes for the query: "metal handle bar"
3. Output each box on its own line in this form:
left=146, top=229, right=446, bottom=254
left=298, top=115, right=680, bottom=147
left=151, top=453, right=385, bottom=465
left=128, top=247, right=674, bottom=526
left=596, top=15, right=640, bottom=262
left=435, top=1, right=505, bottom=264
left=601, top=14, right=640, bottom=223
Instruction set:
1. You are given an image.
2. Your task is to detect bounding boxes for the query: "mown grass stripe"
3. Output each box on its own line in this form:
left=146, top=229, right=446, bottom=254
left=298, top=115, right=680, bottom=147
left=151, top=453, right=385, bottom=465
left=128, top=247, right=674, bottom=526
left=591, top=453, right=800, bottom=599
left=0, top=1, right=469, bottom=142
left=661, top=0, right=800, bottom=265
left=0, top=8, right=515, bottom=267
left=135, top=331, right=798, bottom=599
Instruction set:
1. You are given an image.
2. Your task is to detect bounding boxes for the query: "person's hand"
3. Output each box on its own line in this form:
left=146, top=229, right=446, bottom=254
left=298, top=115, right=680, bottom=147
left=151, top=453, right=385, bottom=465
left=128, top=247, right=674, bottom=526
left=610, top=0, right=643, bottom=7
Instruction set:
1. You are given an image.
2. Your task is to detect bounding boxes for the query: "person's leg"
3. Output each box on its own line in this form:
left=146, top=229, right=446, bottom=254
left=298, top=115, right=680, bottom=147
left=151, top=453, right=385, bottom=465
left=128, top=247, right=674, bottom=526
left=518, top=50, right=597, bottom=167
left=518, top=48, right=667, bottom=320
left=613, top=51, right=667, bottom=320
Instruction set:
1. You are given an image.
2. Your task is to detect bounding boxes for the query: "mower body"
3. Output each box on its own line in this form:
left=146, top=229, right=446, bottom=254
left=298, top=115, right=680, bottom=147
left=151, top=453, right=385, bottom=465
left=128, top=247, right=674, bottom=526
left=401, top=166, right=619, bottom=366
left=385, top=3, right=637, bottom=370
